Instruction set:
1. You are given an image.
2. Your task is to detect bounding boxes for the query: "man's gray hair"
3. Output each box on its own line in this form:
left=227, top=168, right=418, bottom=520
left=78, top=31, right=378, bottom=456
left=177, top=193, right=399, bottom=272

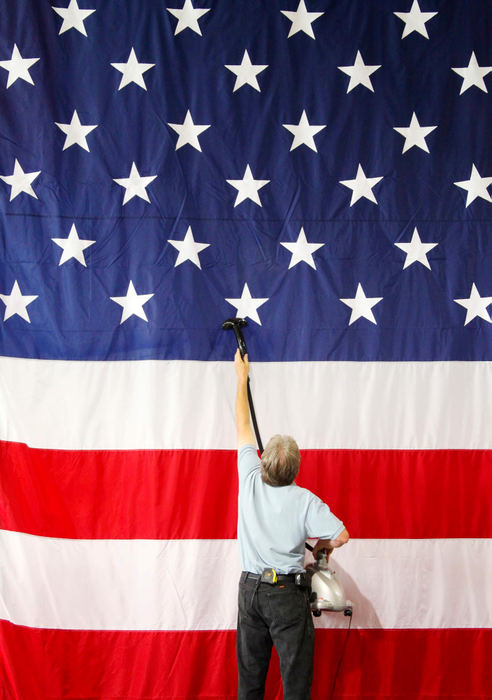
left=260, top=434, right=300, bottom=486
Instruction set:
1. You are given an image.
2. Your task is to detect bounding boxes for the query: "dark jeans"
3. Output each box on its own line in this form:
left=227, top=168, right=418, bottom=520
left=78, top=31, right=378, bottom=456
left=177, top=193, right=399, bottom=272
left=237, top=574, right=314, bottom=700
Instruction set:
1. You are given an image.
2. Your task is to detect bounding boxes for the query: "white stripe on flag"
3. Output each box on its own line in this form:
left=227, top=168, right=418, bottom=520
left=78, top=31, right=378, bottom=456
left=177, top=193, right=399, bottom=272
left=1, top=357, right=491, bottom=450
left=1, top=530, right=490, bottom=631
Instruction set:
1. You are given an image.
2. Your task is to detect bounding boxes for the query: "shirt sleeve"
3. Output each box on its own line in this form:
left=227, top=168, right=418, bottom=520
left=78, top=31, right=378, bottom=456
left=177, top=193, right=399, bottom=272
left=238, top=443, right=261, bottom=483
left=305, top=493, right=345, bottom=540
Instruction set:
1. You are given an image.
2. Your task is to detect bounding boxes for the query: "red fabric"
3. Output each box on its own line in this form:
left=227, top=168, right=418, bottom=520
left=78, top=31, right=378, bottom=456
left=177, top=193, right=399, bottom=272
left=2, top=621, right=491, bottom=699
left=1, top=441, right=490, bottom=539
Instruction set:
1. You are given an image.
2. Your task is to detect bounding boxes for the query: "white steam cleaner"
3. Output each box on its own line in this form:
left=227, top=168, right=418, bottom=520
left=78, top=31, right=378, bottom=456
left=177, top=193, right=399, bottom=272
left=306, top=546, right=353, bottom=617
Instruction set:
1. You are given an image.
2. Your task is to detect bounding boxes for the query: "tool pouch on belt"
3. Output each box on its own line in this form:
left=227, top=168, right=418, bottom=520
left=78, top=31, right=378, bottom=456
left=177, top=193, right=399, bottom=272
left=295, top=572, right=310, bottom=589
left=260, top=568, right=278, bottom=584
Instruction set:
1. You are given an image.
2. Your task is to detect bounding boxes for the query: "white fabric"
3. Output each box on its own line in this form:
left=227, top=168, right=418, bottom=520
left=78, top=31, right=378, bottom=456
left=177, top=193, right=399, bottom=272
left=1, top=530, right=490, bottom=631
left=1, top=357, right=491, bottom=450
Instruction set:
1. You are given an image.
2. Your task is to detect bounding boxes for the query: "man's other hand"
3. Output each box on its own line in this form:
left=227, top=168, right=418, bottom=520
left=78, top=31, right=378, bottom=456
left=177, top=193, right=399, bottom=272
left=312, top=541, right=334, bottom=561
left=313, top=529, right=349, bottom=559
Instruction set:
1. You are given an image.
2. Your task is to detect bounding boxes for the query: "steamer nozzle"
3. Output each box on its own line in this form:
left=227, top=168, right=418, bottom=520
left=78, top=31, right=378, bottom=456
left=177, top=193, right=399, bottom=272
left=222, top=318, right=248, bottom=358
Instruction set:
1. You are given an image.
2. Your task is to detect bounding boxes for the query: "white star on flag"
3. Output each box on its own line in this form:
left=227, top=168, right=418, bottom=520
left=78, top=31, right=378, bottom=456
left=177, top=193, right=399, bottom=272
left=167, top=0, right=210, bottom=36
left=0, top=44, right=40, bottom=88
left=454, top=283, right=492, bottom=325
left=0, top=280, right=38, bottom=322
left=338, top=50, right=381, bottom=93
left=281, top=0, right=324, bottom=39
left=454, top=164, right=492, bottom=207
left=168, top=226, right=210, bottom=269
left=55, top=110, right=98, bottom=151
left=225, top=50, right=268, bottom=93
left=52, top=0, right=96, bottom=36
left=393, top=112, right=437, bottom=153
left=452, top=52, right=492, bottom=94
left=0, top=159, right=41, bottom=201
left=113, top=163, right=157, bottom=205
left=226, top=164, right=270, bottom=207
left=395, top=228, right=438, bottom=269
left=282, top=110, right=326, bottom=152
left=111, top=48, right=155, bottom=91
left=225, top=283, right=269, bottom=326
left=339, top=164, right=383, bottom=206
left=393, top=0, right=437, bottom=39
left=168, top=110, right=210, bottom=151
left=280, top=228, right=324, bottom=269
left=340, top=283, right=383, bottom=325
left=51, top=223, right=96, bottom=266
left=110, top=281, right=154, bottom=324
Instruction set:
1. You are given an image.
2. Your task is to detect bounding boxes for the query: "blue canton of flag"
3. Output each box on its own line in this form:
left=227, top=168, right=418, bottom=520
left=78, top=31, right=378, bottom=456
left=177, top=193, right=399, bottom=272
left=0, top=0, right=490, bottom=361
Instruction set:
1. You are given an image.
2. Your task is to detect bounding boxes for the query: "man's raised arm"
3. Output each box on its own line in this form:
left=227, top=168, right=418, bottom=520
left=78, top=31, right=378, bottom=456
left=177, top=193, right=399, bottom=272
left=234, top=349, right=255, bottom=449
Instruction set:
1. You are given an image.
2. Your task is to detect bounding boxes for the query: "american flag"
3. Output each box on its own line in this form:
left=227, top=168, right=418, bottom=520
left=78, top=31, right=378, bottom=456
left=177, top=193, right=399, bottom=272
left=1, top=0, right=491, bottom=698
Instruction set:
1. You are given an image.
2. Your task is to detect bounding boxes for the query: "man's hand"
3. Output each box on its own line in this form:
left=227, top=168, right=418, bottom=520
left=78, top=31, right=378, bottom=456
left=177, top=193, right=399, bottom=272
left=234, top=349, right=249, bottom=383
left=312, top=541, right=334, bottom=561
left=313, top=529, right=350, bottom=560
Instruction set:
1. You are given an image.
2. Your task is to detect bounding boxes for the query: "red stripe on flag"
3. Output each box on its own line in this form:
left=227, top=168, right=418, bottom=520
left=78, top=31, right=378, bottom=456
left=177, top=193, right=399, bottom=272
left=1, top=621, right=491, bottom=699
left=1, top=441, right=490, bottom=539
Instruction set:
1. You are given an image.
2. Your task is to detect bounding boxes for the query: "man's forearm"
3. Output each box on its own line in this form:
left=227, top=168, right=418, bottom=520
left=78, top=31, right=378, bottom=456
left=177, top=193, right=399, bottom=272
left=325, top=533, right=348, bottom=549
left=236, top=377, right=251, bottom=433
left=234, top=351, right=255, bottom=446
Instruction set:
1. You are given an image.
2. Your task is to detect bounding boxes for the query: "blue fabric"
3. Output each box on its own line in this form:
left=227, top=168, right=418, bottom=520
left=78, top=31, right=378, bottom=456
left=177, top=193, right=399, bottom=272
left=1, top=1, right=490, bottom=362
left=237, top=443, right=344, bottom=574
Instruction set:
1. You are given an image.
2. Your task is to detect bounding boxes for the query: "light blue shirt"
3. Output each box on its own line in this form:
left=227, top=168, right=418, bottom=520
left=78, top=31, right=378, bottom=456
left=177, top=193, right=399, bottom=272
left=237, top=444, right=345, bottom=574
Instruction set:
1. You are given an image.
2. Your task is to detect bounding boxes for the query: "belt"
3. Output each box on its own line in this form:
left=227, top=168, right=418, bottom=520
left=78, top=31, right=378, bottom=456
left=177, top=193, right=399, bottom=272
left=240, top=571, right=297, bottom=583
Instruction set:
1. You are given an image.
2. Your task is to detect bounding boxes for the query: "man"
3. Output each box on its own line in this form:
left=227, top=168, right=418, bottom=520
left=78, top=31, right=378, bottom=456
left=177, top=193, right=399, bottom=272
left=234, top=349, right=349, bottom=700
